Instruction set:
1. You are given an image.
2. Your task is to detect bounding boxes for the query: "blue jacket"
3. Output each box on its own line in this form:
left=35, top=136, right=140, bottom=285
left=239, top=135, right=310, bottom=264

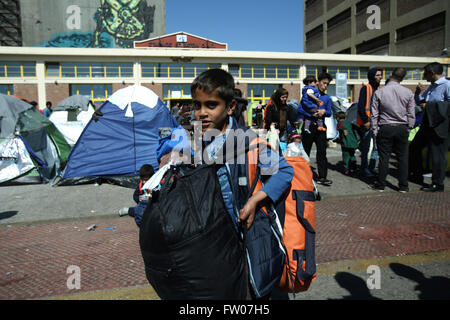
left=298, top=93, right=332, bottom=120
left=207, top=118, right=294, bottom=297
left=300, top=85, right=321, bottom=112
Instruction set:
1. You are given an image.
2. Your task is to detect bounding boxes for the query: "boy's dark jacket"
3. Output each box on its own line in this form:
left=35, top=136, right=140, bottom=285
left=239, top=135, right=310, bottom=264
left=213, top=120, right=293, bottom=297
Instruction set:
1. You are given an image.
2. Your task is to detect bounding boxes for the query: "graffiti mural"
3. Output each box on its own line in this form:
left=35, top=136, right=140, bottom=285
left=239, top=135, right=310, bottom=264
left=93, top=0, right=155, bottom=48
left=38, top=0, right=156, bottom=48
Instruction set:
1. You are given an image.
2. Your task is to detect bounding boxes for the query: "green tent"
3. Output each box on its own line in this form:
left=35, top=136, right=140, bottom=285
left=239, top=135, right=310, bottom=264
left=0, top=94, right=71, bottom=184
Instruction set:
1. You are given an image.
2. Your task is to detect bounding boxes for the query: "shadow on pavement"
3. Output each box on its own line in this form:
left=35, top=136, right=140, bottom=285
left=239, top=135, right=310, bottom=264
left=390, top=263, right=450, bottom=300
left=332, top=272, right=382, bottom=300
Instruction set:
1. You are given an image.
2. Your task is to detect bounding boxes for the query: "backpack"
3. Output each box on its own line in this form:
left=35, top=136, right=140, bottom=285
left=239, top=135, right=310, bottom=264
left=248, top=148, right=317, bottom=293
left=139, top=163, right=247, bottom=300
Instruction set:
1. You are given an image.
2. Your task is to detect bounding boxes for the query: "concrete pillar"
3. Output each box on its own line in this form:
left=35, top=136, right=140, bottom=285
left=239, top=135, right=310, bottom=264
left=36, top=60, right=46, bottom=110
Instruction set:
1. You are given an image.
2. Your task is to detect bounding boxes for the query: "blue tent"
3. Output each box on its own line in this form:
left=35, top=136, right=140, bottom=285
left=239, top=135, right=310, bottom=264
left=55, top=85, right=178, bottom=188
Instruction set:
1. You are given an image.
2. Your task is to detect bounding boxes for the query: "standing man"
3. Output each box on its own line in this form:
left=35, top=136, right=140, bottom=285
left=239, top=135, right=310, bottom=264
left=300, top=72, right=333, bottom=186
left=370, top=68, right=415, bottom=192
left=357, top=67, right=382, bottom=177
left=410, top=62, right=450, bottom=192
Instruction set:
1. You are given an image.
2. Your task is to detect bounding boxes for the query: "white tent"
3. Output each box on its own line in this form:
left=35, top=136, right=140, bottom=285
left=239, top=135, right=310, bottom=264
left=49, top=95, right=95, bottom=146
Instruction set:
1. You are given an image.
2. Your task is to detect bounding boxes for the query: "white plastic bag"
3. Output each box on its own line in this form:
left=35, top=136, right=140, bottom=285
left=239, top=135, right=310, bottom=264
left=266, top=124, right=280, bottom=152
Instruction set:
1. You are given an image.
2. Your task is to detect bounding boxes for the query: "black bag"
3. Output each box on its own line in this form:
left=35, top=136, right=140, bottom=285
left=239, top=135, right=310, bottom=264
left=139, top=164, right=247, bottom=300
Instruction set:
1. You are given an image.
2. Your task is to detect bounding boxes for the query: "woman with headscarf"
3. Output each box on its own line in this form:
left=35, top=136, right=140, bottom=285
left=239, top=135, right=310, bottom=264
left=265, top=88, right=297, bottom=143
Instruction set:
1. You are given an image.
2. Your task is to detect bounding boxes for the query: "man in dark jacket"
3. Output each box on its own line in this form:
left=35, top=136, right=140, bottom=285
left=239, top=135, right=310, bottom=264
left=357, top=67, right=382, bottom=177
left=410, top=62, right=450, bottom=192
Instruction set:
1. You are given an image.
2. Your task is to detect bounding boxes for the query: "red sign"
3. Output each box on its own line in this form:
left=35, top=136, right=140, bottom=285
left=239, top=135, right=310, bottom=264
left=134, top=32, right=227, bottom=50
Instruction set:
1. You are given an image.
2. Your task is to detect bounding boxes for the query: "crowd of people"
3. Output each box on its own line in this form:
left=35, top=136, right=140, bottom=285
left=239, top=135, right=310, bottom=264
left=115, top=65, right=449, bottom=300
left=253, top=62, right=449, bottom=192
left=162, top=63, right=449, bottom=193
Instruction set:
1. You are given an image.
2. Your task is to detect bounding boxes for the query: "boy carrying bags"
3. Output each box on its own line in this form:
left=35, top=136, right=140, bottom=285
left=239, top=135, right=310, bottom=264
left=140, top=69, right=294, bottom=300
left=191, top=69, right=294, bottom=299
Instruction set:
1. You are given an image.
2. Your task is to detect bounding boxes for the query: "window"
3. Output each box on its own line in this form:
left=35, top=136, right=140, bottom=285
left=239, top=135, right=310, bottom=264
left=22, top=62, right=36, bottom=77
left=76, top=63, right=90, bottom=77
left=306, top=66, right=318, bottom=78
left=195, top=64, right=208, bottom=75
left=253, top=65, right=265, bottom=78
left=229, top=64, right=240, bottom=78
left=183, top=64, right=195, bottom=78
left=142, top=63, right=155, bottom=77
left=2, top=61, right=36, bottom=77
left=120, top=63, right=133, bottom=77
left=0, top=84, right=14, bottom=95
left=247, top=84, right=277, bottom=105
left=241, top=64, right=252, bottom=78
left=163, top=84, right=192, bottom=102
left=277, top=66, right=288, bottom=79
left=288, top=65, right=299, bottom=79
left=70, top=84, right=112, bottom=108
left=156, top=63, right=169, bottom=77
left=62, top=63, right=76, bottom=77
left=349, top=67, right=359, bottom=79
left=106, top=63, right=120, bottom=77
left=91, top=63, right=105, bottom=78
left=404, top=68, right=423, bottom=80
left=266, top=65, right=276, bottom=78
left=48, top=62, right=133, bottom=78
left=46, top=63, right=60, bottom=77
left=169, top=64, right=182, bottom=77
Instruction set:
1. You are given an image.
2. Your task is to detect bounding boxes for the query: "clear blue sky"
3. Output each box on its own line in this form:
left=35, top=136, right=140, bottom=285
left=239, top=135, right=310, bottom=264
left=166, top=0, right=304, bottom=53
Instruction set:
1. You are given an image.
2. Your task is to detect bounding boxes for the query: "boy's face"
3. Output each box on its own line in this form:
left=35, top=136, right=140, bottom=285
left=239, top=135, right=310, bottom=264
left=193, top=88, right=235, bottom=134
left=311, top=81, right=317, bottom=87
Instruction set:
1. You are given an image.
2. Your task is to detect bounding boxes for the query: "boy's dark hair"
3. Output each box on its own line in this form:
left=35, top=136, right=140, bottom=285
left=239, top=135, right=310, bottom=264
left=391, top=67, right=406, bottom=81
left=191, top=68, right=235, bottom=105
left=336, top=111, right=346, bottom=121
left=318, top=72, right=333, bottom=82
left=303, top=75, right=317, bottom=86
left=423, top=62, right=443, bottom=75
left=46, top=101, right=52, bottom=107
left=139, top=164, right=154, bottom=180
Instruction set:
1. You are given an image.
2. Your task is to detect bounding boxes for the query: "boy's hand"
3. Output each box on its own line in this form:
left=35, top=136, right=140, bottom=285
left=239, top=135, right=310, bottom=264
left=239, top=199, right=257, bottom=229
left=238, top=190, right=268, bottom=229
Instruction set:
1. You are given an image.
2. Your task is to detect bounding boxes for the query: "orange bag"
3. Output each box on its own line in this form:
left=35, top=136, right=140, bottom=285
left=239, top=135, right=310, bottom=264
left=248, top=149, right=317, bottom=293
left=275, top=156, right=317, bottom=293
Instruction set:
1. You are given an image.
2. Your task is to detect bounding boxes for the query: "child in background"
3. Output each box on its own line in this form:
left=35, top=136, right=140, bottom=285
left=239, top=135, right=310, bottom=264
left=118, top=164, right=155, bottom=227
left=336, top=112, right=359, bottom=176
left=285, top=131, right=310, bottom=162
left=300, top=75, right=326, bottom=133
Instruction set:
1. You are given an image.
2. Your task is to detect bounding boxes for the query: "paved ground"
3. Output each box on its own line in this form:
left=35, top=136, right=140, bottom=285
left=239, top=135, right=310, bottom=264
left=0, top=145, right=449, bottom=300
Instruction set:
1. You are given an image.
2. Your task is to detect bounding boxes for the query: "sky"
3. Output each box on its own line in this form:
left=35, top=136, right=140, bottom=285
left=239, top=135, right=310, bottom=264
left=166, top=0, right=304, bottom=53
